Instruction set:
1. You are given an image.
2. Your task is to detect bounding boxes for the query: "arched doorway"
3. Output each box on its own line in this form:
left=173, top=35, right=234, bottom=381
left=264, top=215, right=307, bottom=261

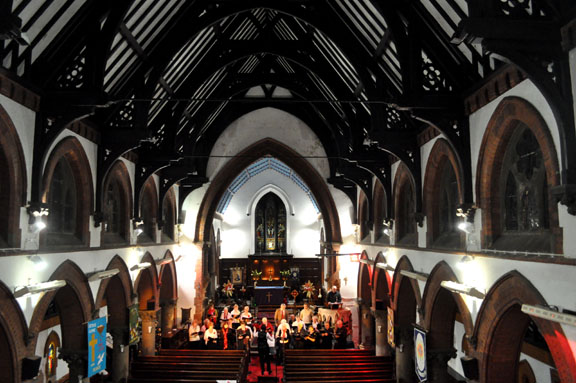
left=473, top=271, right=576, bottom=383
left=392, top=256, right=421, bottom=382
left=422, top=261, right=474, bottom=382
left=28, top=261, right=94, bottom=383
left=357, top=251, right=374, bottom=349
left=0, top=282, right=27, bottom=383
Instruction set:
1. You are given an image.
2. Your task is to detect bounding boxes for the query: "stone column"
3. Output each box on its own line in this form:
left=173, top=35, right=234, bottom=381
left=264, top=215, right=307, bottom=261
left=59, top=349, right=87, bottom=383
left=373, top=310, right=391, bottom=356
left=109, top=327, right=130, bottom=383
left=139, top=310, right=159, bottom=356
left=160, top=299, right=177, bottom=337
left=427, top=348, right=457, bottom=382
left=359, top=303, right=374, bottom=349
left=395, top=328, right=415, bottom=383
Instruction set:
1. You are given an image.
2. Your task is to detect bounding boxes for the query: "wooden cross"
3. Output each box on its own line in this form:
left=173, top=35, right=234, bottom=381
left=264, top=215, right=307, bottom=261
left=266, top=292, right=273, bottom=303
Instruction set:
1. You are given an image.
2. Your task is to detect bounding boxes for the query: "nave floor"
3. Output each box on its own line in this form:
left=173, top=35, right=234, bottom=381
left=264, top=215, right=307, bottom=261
left=246, top=355, right=284, bottom=383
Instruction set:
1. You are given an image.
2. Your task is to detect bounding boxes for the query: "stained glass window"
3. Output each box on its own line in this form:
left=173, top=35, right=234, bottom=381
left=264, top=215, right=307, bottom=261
left=255, top=193, right=287, bottom=253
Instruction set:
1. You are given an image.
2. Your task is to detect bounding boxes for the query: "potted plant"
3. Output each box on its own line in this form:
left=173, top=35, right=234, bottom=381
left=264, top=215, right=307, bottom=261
left=251, top=270, right=262, bottom=286
left=280, top=269, right=290, bottom=286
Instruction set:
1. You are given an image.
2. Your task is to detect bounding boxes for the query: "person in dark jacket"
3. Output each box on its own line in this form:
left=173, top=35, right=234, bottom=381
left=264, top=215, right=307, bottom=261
left=333, top=320, right=348, bottom=349
left=257, top=322, right=272, bottom=375
left=319, top=321, right=333, bottom=349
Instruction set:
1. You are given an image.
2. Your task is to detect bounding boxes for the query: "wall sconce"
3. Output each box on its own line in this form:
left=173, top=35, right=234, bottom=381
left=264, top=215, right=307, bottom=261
left=28, top=255, right=47, bottom=271
left=27, top=204, right=49, bottom=233
left=456, top=205, right=477, bottom=234
left=441, top=280, right=485, bottom=299
left=349, top=253, right=360, bottom=262
left=14, top=280, right=66, bottom=298
left=86, top=268, right=120, bottom=282
left=133, top=218, right=144, bottom=236
left=130, top=262, right=151, bottom=271
left=521, top=304, right=576, bottom=326
left=382, top=218, right=393, bottom=237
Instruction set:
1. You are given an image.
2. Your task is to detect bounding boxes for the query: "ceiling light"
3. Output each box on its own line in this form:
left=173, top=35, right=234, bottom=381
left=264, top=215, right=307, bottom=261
left=130, top=262, right=151, bottom=271
left=400, top=270, right=428, bottom=282
left=14, top=280, right=66, bottom=298
left=521, top=304, right=576, bottom=327
left=87, top=268, right=120, bottom=282
left=28, top=255, right=47, bottom=271
left=441, top=280, right=485, bottom=299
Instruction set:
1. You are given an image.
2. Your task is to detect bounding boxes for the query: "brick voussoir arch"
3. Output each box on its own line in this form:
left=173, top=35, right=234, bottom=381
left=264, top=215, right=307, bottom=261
left=390, top=255, right=422, bottom=312
left=134, top=252, right=159, bottom=310
left=421, top=261, right=474, bottom=343
left=392, top=163, right=417, bottom=243
left=41, top=136, right=94, bottom=246
left=371, top=251, right=391, bottom=309
left=0, top=104, right=27, bottom=248
left=28, top=260, right=94, bottom=353
left=476, top=96, right=561, bottom=251
left=159, top=250, right=178, bottom=302
left=472, top=271, right=576, bottom=383
left=0, top=281, right=28, bottom=383
left=101, top=160, right=133, bottom=240
left=195, top=138, right=341, bottom=245
left=357, top=250, right=373, bottom=305
left=94, top=255, right=134, bottom=309
left=423, top=139, right=464, bottom=244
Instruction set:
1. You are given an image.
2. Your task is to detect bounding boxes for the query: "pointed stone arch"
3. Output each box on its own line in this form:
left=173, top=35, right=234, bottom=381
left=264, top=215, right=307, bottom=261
left=134, top=252, right=159, bottom=311
left=393, top=163, right=418, bottom=246
left=357, top=250, right=372, bottom=304
left=0, top=104, right=27, bottom=248
left=101, top=160, right=133, bottom=244
left=94, top=255, right=134, bottom=310
left=0, top=281, right=28, bottom=383
left=371, top=251, right=391, bottom=309
left=195, top=138, right=341, bottom=247
left=473, top=271, right=576, bottom=383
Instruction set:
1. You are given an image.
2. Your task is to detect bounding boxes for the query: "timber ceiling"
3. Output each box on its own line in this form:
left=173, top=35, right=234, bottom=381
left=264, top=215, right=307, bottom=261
left=1, top=0, right=575, bottom=215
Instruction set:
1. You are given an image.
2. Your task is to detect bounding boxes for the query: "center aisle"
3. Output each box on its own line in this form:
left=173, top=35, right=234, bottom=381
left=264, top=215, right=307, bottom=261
left=246, top=356, right=284, bottom=383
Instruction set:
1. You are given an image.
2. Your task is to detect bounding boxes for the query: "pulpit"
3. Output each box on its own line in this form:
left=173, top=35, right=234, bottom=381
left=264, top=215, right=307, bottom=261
left=254, top=286, right=285, bottom=305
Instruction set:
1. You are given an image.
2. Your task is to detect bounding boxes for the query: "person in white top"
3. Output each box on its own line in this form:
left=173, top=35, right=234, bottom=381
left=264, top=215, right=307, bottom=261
left=230, top=304, right=241, bottom=328
left=311, top=315, right=320, bottom=330
left=188, top=319, right=201, bottom=349
left=240, top=305, right=252, bottom=326
left=220, top=306, right=232, bottom=327
left=275, top=319, right=292, bottom=364
left=299, top=303, right=314, bottom=325
left=204, top=322, right=218, bottom=349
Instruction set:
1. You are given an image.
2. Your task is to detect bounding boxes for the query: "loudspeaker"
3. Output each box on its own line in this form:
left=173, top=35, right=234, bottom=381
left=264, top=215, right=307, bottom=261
left=460, top=356, right=479, bottom=380
left=21, top=356, right=41, bottom=380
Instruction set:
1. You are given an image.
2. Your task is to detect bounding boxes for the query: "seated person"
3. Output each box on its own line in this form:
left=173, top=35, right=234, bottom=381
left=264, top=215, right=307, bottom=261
left=326, top=286, right=342, bottom=309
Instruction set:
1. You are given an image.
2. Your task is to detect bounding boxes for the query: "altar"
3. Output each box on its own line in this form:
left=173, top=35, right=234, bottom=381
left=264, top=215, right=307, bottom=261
left=254, top=286, right=285, bottom=305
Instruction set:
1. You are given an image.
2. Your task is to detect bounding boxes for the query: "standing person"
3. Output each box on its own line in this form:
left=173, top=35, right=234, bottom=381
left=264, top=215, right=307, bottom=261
left=220, top=320, right=235, bottom=350
left=257, top=322, right=272, bottom=375
left=319, top=321, right=333, bottom=349
left=299, top=303, right=314, bottom=326
left=204, top=322, right=219, bottom=349
left=304, top=325, right=318, bottom=349
left=260, top=316, right=273, bottom=332
left=219, top=306, right=232, bottom=329
left=275, top=319, right=292, bottom=365
left=326, top=286, right=342, bottom=309
left=292, top=319, right=306, bottom=349
left=333, top=320, right=348, bottom=349
left=311, top=315, right=321, bottom=331
left=206, top=303, right=218, bottom=325
left=230, top=304, right=241, bottom=329
left=274, top=303, right=288, bottom=326
left=236, top=321, right=253, bottom=360
left=188, top=319, right=201, bottom=349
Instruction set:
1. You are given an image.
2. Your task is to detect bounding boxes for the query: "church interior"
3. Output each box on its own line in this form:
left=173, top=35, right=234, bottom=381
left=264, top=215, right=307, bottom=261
left=0, top=0, right=576, bottom=382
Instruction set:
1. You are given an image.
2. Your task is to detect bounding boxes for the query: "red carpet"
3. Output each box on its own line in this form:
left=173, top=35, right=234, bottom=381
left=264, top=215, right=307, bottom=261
left=246, top=356, right=283, bottom=383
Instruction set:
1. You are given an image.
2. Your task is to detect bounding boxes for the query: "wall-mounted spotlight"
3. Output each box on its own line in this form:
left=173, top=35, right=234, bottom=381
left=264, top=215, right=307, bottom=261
left=14, top=280, right=66, bottom=298
left=456, top=204, right=477, bottom=234
left=130, top=262, right=151, bottom=271
left=28, top=255, right=47, bottom=271
left=457, top=221, right=475, bottom=234
left=133, top=218, right=144, bottom=236
left=27, top=203, right=49, bottom=233
left=400, top=270, right=428, bottom=282
left=441, top=280, right=485, bottom=299
left=521, top=304, right=576, bottom=327
left=155, top=258, right=173, bottom=266
left=382, top=218, right=393, bottom=237
left=87, top=268, right=120, bottom=282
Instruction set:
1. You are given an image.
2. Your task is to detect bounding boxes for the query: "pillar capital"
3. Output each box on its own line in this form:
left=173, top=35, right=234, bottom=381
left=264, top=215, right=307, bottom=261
left=139, top=310, right=159, bottom=322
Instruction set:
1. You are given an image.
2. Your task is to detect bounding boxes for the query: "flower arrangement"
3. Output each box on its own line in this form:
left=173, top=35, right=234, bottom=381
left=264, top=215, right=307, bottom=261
left=280, top=269, right=291, bottom=279
left=302, top=280, right=315, bottom=299
left=251, top=269, right=262, bottom=280
left=222, top=280, right=234, bottom=297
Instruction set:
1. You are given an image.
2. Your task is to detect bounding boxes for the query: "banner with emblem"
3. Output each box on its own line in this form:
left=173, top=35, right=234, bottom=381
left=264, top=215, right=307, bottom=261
left=128, top=304, right=140, bottom=345
left=414, top=327, right=427, bottom=382
left=87, top=316, right=107, bottom=377
left=387, top=306, right=395, bottom=348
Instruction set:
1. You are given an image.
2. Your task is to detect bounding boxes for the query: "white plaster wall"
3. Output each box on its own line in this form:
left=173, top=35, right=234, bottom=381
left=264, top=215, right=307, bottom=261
left=219, top=169, right=320, bottom=258
left=520, top=354, right=552, bottom=383
left=206, top=107, right=330, bottom=179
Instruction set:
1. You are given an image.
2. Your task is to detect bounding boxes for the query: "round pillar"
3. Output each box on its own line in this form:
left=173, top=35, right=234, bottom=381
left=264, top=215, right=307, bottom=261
left=59, top=349, right=86, bottom=383
left=396, top=328, right=415, bottom=383
left=428, top=348, right=456, bottom=382
left=359, top=303, right=374, bottom=349
left=109, top=327, right=130, bottom=383
left=160, top=299, right=177, bottom=337
left=139, top=310, right=158, bottom=356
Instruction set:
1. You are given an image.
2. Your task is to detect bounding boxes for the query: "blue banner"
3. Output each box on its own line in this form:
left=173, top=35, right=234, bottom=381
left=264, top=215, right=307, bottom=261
left=414, top=327, right=427, bottom=382
left=87, top=316, right=107, bottom=377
